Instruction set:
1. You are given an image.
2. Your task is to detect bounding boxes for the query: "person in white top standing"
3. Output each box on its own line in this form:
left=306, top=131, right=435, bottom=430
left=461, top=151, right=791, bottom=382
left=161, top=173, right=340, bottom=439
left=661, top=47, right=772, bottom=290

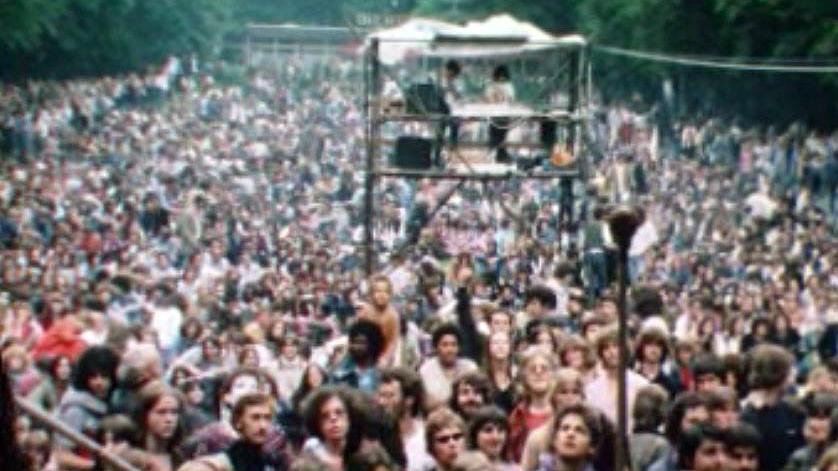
left=441, top=60, right=464, bottom=150
left=486, top=65, right=516, bottom=163
left=584, top=324, right=649, bottom=432
left=419, top=323, right=478, bottom=409
left=485, top=65, right=515, bottom=104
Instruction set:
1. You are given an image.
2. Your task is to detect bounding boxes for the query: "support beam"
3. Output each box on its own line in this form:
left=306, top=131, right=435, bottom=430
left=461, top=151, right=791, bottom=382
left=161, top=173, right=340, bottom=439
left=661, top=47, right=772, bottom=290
left=15, top=396, right=141, bottom=471
left=364, top=38, right=380, bottom=276
left=391, top=180, right=466, bottom=255
left=373, top=169, right=579, bottom=180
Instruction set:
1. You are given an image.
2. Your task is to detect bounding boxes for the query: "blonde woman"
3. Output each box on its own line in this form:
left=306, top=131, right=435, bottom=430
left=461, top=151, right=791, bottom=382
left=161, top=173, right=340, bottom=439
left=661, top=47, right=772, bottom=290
left=507, top=347, right=558, bottom=463
left=558, top=335, right=597, bottom=384
left=520, top=368, right=586, bottom=471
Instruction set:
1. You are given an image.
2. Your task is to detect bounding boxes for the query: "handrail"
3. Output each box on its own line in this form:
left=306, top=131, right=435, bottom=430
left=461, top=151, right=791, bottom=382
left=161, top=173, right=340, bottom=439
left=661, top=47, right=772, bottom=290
left=14, top=396, right=142, bottom=471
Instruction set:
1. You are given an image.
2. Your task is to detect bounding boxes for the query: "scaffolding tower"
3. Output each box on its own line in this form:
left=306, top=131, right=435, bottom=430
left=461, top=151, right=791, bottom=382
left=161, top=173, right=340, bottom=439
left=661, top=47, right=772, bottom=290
left=362, top=18, right=591, bottom=274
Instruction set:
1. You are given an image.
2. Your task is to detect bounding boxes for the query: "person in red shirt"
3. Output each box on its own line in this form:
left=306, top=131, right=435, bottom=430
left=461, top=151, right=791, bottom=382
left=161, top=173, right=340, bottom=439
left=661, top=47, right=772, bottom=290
left=507, top=348, right=558, bottom=463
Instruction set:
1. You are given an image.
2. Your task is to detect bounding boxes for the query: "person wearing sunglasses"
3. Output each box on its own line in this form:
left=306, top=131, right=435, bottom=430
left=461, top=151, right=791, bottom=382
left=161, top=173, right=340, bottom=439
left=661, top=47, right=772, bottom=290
left=425, top=407, right=467, bottom=471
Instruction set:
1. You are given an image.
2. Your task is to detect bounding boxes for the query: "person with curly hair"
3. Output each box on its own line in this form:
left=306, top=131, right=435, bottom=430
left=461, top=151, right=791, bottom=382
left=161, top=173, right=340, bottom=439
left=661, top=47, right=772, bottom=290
left=54, top=345, right=119, bottom=471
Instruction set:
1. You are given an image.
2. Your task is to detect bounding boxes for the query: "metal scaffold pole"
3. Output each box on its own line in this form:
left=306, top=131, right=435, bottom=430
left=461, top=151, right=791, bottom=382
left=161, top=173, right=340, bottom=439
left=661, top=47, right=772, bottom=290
left=364, top=38, right=380, bottom=276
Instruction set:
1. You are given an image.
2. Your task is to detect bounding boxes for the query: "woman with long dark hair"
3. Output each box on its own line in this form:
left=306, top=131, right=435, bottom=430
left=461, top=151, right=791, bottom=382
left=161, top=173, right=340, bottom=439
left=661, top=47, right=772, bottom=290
left=300, top=386, right=363, bottom=470
left=279, top=363, right=327, bottom=450
left=26, top=354, right=72, bottom=411
left=291, top=363, right=327, bottom=410
left=484, top=330, right=516, bottom=413
left=128, top=381, right=186, bottom=471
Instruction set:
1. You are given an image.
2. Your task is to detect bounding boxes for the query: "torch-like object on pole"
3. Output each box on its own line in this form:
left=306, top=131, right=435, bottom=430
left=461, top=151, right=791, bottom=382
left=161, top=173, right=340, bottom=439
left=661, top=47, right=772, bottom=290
left=607, top=204, right=644, bottom=471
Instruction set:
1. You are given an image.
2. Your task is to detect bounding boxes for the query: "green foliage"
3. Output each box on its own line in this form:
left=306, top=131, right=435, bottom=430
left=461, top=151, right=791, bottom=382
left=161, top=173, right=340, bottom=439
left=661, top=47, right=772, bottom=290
left=410, top=0, right=838, bottom=126
left=232, top=0, right=295, bottom=24
left=572, top=0, right=837, bottom=127
left=413, top=0, right=580, bottom=33
left=0, top=0, right=233, bottom=80
left=1, top=0, right=836, bottom=125
left=0, top=0, right=67, bottom=51
left=231, top=0, right=416, bottom=28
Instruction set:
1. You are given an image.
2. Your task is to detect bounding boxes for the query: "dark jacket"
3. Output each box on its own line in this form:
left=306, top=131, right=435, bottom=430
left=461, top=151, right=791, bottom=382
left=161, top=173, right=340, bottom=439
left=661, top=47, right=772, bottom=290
left=181, top=421, right=288, bottom=465
left=225, top=439, right=285, bottom=471
left=817, top=323, right=838, bottom=361
left=455, top=286, right=482, bottom=363
left=740, top=399, right=805, bottom=471
left=55, top=388, right=109, bottom=450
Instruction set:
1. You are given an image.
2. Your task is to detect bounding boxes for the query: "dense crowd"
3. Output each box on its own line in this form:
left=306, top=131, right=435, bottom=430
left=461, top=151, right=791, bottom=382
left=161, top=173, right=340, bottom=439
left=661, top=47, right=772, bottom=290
left=1, top=53, right=838, bottom=471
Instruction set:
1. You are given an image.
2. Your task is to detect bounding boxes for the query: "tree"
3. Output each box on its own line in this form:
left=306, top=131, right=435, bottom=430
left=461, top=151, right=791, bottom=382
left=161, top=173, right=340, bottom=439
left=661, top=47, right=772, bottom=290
left=413, top=0, right=580, bottom=33
left=0, top=0, right=68, bottom=51
left=575, top=0, right=838, bottom=126
left=1, top=0, right=233, bottom=80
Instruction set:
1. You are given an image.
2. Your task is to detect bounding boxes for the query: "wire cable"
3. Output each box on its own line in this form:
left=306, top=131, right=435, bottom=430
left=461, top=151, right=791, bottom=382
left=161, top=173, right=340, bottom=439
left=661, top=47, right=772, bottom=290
left=594, top=45, right=838, bottom=73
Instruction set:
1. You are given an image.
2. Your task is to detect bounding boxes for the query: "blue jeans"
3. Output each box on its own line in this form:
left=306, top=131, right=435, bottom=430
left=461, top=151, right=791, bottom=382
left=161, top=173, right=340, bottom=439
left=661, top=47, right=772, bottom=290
left=583, top=250, right=607, bottom=303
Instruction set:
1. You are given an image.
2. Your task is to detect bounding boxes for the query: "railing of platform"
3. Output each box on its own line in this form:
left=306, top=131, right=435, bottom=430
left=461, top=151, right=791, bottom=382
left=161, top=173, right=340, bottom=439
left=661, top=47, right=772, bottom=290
left=14, top=396, right=141, bottom=471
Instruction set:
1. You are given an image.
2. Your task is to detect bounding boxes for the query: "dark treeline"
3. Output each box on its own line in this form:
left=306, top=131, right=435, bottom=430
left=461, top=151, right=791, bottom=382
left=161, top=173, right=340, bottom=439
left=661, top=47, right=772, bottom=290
left=2, top=0, right=837, bottom=126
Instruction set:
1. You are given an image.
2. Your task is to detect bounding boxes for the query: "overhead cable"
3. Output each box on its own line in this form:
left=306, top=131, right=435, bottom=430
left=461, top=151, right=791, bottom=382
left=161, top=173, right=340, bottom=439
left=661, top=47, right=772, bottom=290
left=594, top=45, right=838, bottom=73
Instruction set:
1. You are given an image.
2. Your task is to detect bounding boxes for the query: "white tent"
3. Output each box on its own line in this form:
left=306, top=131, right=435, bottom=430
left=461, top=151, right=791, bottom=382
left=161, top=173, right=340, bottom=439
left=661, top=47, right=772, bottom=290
left=366, top=17, right=462, bottom=65
left=366, top=14, right=586, bottom=65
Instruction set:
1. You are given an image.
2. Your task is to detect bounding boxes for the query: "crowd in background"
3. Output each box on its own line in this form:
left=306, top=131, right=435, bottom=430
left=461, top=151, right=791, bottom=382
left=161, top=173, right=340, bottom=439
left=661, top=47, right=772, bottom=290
left=1, top=53, right=838, bottom=471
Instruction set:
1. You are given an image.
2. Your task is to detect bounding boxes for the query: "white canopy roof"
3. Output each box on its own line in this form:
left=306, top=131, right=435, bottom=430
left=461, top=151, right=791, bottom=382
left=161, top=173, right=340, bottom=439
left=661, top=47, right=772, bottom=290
left=367, top=14, right=586, bottom=65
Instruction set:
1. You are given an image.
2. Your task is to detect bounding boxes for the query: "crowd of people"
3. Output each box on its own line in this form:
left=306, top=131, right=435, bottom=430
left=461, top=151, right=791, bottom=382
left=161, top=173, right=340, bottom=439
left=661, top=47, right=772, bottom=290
left=0, top=51, right=837, bottom=471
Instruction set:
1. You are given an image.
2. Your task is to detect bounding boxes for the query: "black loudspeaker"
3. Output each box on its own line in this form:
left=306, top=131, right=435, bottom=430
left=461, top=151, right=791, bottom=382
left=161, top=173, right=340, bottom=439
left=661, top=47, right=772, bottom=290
left=489, top=117, right=511, bottom=147
left=392, top=136, right=433, bottom=169
left=405, top=83, right=449, bottom=115
left=540, top=119, right=557, bottom=149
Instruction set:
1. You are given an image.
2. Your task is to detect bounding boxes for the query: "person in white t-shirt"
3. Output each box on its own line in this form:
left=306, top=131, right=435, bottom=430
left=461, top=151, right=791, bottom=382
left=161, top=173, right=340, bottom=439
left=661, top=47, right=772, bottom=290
left=485, top=65, right=516, bottom=163
left=419, top=324, right=478, bottom=409
left=584, top=324, right=649, bottom=432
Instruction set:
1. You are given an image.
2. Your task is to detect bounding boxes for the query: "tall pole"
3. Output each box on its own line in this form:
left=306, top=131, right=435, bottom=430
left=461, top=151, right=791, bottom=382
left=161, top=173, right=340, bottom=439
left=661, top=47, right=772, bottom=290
left=615, top=242, right=630, bottom=471
left=567, top=49, right=579, bottom=154
left=562, top=49, right=581, bottom=236
left=364, top=39, right=380, bottom=276
left=607, top=205, right=643, bottom=471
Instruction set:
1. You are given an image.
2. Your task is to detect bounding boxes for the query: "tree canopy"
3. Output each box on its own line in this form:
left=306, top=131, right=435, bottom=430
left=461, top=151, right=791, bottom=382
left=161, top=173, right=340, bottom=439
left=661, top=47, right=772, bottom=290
left=1, top=0, right=232, bottom=79
left=2, top=0, right=837, bottom=125
left=414, top=0, right=838, bottom=126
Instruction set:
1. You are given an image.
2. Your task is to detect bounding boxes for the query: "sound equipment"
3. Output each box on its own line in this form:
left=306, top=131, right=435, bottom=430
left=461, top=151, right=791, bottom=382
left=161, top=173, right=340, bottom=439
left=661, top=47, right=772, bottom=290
left=489, top=118, right=511, bottom=163
left=540, top=119, right=557, bottom=149
left=391, top=136, right=433, bottom=169
left=488, top=119, right=508, bottom=148
left=405, top=83, right=448, bottom=115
